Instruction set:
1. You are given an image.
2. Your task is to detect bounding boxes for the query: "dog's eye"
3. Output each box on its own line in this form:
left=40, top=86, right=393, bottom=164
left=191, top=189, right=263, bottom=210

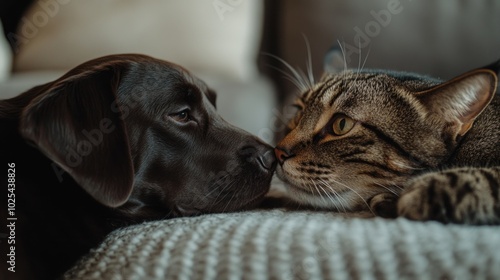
left=170, top=110, right=191, bottom=123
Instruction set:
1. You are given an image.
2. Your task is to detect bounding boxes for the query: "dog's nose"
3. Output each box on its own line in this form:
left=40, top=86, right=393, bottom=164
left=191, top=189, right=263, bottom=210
left=258, top=149, right=277, bottom=170
left=239, top=143, right=277, bottom=172
left=274, top=147, right=295, bottom=165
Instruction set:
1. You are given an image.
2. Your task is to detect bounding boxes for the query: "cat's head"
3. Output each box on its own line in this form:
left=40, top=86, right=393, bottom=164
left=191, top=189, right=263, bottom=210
left=275, top=49, right=499, bottom=211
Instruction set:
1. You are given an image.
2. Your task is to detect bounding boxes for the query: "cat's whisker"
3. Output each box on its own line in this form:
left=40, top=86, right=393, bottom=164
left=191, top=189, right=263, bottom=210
left=356, top=39, right=362, bottom=75
left=311, top=179, right=339, bottom=212
left=336, top=39, right=348, bottom=73
left=316, top=180, right=339, bottom=212
left=338, top=40, right=355, bottom=95
left=318, top=179, right=348, bottom=213
left=309, top=179, right=322, bottom=198
left=391, top=183, right=404, bottom=192
left=309, top=179, right=324, bottom=201
left=360, top=47, right=371, bottom=73
left=303, top=34, right=315, bottom=87
left=344, top=40, right=364, bottom=96
left=263, top=53, right=311, bottom=92
left=348, top=45, right=370, bottom=95
left=266, top=64, right=307, bottom=94
left=314, top=180, right=334, bottom=210
left=374, top=182, right=400, bottom=197
left=315, top=179, right=340, bottom=212
left=297, top=68, right=313, bottom=90
left=319, top=179, right=347, bottom=212
left=330, top=178, right=376, bottom=216
left=337, top=40, right=348, bottom=90
left=391, top=160, right=425, bottom=171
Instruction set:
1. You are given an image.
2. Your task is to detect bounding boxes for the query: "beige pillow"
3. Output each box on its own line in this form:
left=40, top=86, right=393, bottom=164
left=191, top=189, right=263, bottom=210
left=0, top=21, right=12, bottom=81
left=13, top=0, right=263, bottom=80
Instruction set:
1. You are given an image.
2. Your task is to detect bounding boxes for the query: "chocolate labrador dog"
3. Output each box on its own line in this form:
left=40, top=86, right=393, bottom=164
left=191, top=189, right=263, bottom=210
left=0, top=54, right=276, bottom=279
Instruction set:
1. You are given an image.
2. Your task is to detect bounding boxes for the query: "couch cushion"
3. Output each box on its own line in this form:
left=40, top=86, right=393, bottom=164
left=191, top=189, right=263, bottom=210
left=64, top=209, right=500, bottom=279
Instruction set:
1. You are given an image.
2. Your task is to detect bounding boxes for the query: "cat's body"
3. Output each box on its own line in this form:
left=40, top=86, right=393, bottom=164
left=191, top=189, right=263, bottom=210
left=275, top=60, right=500, bottom=225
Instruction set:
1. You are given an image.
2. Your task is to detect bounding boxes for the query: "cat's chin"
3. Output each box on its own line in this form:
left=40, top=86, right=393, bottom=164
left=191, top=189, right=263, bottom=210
left=276, top=166, right=369, bottom=211
left=283, top=183, right=356, bottom=211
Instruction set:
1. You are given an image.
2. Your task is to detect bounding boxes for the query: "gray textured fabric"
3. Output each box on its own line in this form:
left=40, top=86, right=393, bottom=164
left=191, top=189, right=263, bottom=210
left=64, top=210, right=500, bottom=280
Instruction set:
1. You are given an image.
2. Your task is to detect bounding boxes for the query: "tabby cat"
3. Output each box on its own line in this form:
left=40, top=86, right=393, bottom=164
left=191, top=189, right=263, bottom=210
left=275, top=50, right=500, bottom=225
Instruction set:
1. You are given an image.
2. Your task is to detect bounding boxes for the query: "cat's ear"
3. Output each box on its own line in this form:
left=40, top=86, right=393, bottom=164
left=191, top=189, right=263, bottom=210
left=323, top=46, right=346, bottom=74
left=416, top=60, right=499, bottom=137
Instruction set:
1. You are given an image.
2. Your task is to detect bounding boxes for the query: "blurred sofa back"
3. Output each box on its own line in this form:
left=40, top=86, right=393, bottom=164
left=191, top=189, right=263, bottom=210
left=12, top=0, right=264, bottom=81
left=262, top=0, right=500, bottom=101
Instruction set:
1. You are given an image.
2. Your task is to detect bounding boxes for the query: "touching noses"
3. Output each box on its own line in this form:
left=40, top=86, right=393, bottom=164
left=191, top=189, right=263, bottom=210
left=274, top=147, right=295, bottom=166
left=239, top=140, right=277, bottom=172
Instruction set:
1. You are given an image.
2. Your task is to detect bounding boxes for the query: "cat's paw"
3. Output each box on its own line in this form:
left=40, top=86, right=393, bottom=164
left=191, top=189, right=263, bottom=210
left=397, top=168, right=500, bottom=224
left=397, top=172, right=449, bottom=222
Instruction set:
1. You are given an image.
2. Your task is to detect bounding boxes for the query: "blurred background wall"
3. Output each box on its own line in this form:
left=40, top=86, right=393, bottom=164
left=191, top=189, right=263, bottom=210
left=261, top=0, right=500, bottom=103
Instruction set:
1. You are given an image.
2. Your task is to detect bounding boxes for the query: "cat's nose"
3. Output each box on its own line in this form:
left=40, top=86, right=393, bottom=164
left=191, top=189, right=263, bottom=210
left=274, top=147, right=295, bottom=165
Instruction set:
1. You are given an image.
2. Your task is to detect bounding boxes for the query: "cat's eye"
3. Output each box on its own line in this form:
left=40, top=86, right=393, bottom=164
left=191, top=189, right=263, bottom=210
left=288, top=102, right=304, bottom=129
left=331, top=115, right=355, bottom=136
left=292, top=98, right=305, bottom=111
left=292, top=111, right=303, bottom=126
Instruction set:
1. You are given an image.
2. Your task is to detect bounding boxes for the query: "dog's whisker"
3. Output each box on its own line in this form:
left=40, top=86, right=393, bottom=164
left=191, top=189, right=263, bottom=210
left=212, top=180, right=237, bottom=207
left=221, top=189, right=238, bottom=213
left=227, top=192, right=239, bottom=212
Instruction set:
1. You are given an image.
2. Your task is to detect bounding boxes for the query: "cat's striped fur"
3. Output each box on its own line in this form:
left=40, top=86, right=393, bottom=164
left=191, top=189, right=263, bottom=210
left=275, top=61, right=500, bottom=225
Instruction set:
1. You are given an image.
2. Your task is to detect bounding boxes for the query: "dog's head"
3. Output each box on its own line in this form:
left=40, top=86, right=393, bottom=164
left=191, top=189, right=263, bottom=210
left=18, top=54, right=276, bottom=217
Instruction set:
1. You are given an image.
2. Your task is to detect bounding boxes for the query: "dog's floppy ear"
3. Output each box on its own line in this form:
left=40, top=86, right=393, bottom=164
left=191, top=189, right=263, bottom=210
left=20, top=63, right=134, bottom=207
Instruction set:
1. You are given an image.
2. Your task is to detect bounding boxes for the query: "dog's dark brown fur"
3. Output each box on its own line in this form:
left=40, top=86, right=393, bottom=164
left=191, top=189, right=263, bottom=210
left=0, top=54, right=276, bottom=279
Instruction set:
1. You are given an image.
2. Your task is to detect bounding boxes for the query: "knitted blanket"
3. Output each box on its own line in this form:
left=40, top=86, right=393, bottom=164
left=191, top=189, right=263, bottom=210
left=64, top=210, right=500, bottom=280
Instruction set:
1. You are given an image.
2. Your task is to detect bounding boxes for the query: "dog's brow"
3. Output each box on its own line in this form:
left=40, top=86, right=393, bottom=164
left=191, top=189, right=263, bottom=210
left=205, top=89, right=217, bottom=107
left=180, top=70, right=213, bottom=100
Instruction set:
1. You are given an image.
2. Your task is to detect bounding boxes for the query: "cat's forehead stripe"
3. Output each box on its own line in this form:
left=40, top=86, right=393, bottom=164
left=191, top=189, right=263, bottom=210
left=321, top=75, right=365, bottom=104
left=299, top=88, right=311, bottom=101
left=310, top=78, right=340, bottom=103
left=323, top=80, right=345, bottom=105
left=321, top=74, right=381, bottom=106
left=311, top=80, right=346, bottom=133
left=311, top=74, right=381, bottom=134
